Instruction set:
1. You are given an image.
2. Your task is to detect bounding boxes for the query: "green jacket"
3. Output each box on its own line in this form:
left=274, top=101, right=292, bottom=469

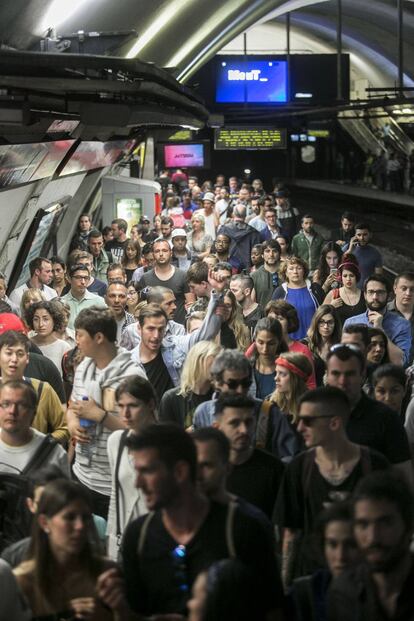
left=291, top=231, right=325, bottom=271
left=93, top=249, right=113, bottom=283
left=251, top=265, right=281, bottom=307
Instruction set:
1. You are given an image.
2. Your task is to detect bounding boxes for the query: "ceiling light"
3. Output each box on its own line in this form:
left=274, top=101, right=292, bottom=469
left=39, top=0, right=96, bottom=32
left=126, top=0, right=193, bottom=58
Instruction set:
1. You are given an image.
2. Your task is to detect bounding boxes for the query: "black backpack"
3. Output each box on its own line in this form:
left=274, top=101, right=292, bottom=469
left=0, top=435, right=58, bottom=551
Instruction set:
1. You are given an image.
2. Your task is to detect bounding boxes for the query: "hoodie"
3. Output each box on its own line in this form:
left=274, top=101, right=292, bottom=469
left=218, top=221, right=262, bottom=270
left=71, top=349, right=146, bottom=497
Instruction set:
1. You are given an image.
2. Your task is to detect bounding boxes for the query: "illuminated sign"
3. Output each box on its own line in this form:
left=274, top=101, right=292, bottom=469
left=164, top=144, right=205, bottom=167
left=215, top=128, right=287, bottom=150
left=168, top=130, right=193, bottom=141
left=216, top=60, right=287, bottom=103
left=308, top=129, right=330, bottom=138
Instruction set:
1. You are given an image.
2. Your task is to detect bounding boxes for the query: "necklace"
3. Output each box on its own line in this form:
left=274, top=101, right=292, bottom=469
left=341, top=287, right=360, bottom=307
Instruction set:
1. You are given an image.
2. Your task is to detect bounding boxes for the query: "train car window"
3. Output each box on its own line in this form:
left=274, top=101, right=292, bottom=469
left=9, top=201, right=69, bottom=291
left=60, top=140, right=134, bottom=176
left=0, top=141, right=75, bottom=189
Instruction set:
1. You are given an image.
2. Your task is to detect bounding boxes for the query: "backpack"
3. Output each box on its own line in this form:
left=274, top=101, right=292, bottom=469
left=255, top=400, right=273, bottom=451
left=137, top=499, right=238, bottom=559
left=0, top=434, right=58, bottom=551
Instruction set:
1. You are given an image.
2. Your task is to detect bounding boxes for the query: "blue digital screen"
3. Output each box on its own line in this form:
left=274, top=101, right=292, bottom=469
left=216, top=60, right=287, bottom=103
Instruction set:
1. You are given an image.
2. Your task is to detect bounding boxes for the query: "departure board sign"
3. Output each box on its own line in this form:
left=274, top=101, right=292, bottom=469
left=214, top=127, right=286, bottom=150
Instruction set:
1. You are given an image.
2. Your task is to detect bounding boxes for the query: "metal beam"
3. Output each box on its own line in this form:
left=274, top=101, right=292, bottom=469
left=398, top=0, right=404, bottom=91
left=286, top=12, right=291, bottom=104
left=337, top=0, right=342, bottom=101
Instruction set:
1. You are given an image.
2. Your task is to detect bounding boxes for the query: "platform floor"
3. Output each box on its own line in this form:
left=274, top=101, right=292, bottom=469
left=291, top=179, right=414, bottom=208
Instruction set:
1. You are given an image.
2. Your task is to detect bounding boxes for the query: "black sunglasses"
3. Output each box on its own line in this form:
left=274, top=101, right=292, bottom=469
left=221, top=378, right=251, bottom=390
left=297, top=414, right=337, bottom=427
left=171, top=544, right=189, bottom=594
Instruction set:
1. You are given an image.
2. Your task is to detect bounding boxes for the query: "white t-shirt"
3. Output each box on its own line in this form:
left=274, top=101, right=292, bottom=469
left=36, top=339, right=72, bottom=377
left=215, top=199, right=229, bottom=226
left=0, top=428, right=69, bottom=475
left=9, top=283, right=57, bottom=308
left=200, top=210, right=217, bottom=240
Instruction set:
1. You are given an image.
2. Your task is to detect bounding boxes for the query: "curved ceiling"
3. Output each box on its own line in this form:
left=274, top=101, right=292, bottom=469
left=1, top=0, right=414, bottom=91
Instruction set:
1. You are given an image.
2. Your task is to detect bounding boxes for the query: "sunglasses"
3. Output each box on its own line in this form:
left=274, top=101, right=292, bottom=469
left=171, top=544, right=189, bottom=594
left=329, top=343, right=361, bottom=354
left=297, top=414, right=337, bottom=427
left=221, top=378, right=251, bottom=390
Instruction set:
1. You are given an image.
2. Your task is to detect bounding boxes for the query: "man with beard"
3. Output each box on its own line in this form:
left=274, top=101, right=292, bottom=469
left=344, top=275, right=411, bottom=366
left=122, top=424, right=284, bottom=618
left=214, top=394, right=284, bottom=519
left=328, top=471, right=414, bottom=621
left=251, top=240, right=283, bottom=307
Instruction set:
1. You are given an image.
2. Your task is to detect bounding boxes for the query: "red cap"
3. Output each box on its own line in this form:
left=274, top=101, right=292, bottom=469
left=0, top=313, right=27, bottom=335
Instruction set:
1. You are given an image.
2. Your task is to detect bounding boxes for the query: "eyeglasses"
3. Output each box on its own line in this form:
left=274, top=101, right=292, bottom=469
left=0, top=400, right=30, bottom=412
left=221, top=378, right=251, bottom=390
left=366, top=289, right=387, bottom=296
left=171, top=545, right=189, bottom=594
left=127, top=291, right=138, bottom=297
left=297, top=414, right=337, bottom=427
left=319, top=319, right=335, bottom=327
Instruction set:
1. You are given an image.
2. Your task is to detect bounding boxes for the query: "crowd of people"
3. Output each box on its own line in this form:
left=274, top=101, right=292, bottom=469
left=0, top=170, right=414, bottom=620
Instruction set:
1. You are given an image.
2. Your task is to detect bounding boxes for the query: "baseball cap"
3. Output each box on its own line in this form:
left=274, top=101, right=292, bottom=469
left=0, top=313, right=27, bottom=334
left=203, top=192, right=215, bottom=203
left=171, top=228, right=187, bottom=239
left=139, top=215, right=151, bottom=223
left=275, top=189, right=290, bottom=198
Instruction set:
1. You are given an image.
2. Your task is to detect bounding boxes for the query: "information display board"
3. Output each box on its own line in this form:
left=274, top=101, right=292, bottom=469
left=214, top=127, right=287, bottom=150
left=216, top=60, right=287, bottom=103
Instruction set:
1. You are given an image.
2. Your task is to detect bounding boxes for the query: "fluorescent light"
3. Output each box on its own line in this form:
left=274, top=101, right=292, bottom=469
left=39, top=0, right=96, bottom=32
left=168, top=0, right=241, bottom=69
left=126, top=0, right=193, bottom=58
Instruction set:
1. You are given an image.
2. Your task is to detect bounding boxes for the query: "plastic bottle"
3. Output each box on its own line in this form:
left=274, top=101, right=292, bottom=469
left=79, top=397, right=96, bottom=463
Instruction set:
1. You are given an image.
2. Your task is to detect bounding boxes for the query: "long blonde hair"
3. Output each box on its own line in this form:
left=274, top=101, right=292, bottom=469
left=270, top=351, right=313, bottom=423
left=224, top=290, right=251, bottom=351
left=178, top=340, right=222, bottom=396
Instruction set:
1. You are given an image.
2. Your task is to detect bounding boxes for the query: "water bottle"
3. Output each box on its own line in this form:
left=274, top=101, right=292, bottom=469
left=79, top=397, right=96, bottom=463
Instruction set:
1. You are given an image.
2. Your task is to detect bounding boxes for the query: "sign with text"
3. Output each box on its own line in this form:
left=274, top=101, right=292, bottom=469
left=214, top=127, right=287, bottom=150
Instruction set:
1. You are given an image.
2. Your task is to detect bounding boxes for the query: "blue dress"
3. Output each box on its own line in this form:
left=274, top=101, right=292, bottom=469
left=286, top=287, right=318, bottom=340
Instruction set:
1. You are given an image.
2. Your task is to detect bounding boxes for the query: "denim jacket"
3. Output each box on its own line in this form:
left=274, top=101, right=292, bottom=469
left=131, top=292, right=222, bottom=385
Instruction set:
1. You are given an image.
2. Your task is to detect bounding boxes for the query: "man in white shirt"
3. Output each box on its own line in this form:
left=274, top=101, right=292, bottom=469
left=0, top=380, right=69, bottom=476
left=200, top=192, right=218, bottom=240
left=9, top=257, right=57, bottom=309
left=215, top=187, right=230, bottom=226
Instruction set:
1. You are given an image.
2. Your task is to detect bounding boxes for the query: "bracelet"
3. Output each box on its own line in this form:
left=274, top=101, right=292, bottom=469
left=100, top=410, right=108, bottom=424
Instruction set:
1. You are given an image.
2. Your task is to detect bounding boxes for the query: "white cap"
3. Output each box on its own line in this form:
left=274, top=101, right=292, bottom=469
left=203, top=192, right=215, bottom=203
left=171, top=228, right=187, bottom=238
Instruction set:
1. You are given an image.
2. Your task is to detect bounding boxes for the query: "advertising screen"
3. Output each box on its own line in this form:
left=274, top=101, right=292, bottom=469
left=164, top=143, right=204, bottom=168
left=216, top=60, right=287, bottom=103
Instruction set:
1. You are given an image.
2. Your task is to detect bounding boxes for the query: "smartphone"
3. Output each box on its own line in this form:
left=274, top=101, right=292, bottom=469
left=330, top=268, right=338, bottom=275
